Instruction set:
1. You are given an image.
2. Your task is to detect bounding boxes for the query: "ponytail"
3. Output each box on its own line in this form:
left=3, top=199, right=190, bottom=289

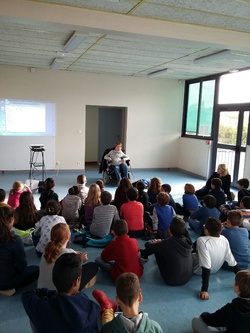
left=0, top=206, right=15, bottom=243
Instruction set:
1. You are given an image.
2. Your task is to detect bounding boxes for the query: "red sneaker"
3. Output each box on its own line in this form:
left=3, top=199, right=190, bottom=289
left=92, top=289, right=117, bottom=313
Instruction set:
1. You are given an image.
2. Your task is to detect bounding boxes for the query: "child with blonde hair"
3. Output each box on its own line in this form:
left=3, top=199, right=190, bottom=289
left=7, top=181, right=31, bottom=209
left=38, top=223, right=98, bottom=290
left=83, top=183, right=101, bottom=227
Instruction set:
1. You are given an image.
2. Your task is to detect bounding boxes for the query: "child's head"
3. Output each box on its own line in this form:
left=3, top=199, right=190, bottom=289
left=136, top=181, right=145, bottom=195
left=157, top=192, right=170, bottom=206
left=11, top=181, right=24, bottom=192
left=0, top=206, right=15, bottom=242
left=52, top=253, right=82, bottom=294
left=211, top=177, right=222, bottom=189
left=46, top=200, right=61, bottom=215
left=149, top=177, right=162, bottom=193
left=184, top=183, right=195, bottom=194
left=101, top=191, right=112, bottom=205
left=44, top=178, right=55, bottom=192
left=234, top=270, right=250, bottom=298
left=204, top=217, right=222, bottom=237
left=113, top=219, right=128, bottom=236
left=240, top=196, right=250, bottom=209
left=0, top=188, right=6, bottom=202
left=116, top=272, right=141, bottom=307
left=77, top=174, right=87, bottom=185
left=227, top=210, right=243, bottom=227
left=96, top=179, right=104, bottom=191
left=114, top=142, right=123, bottom=151
left=237, top=178, right=249, bottom=189
left=118, top=177, right=132, bottom=191
left=161, top=184, right=171, bottom=193
left=203, top=195, right=217, bottom=208
left=170, top=216, right=186, bottom=237
left=85, top=183, right=101, bottom=205
left=19, top=191, right=36, bottom=208
left=44, top=223, right=70, bottom=264
left=126, top=187, right=138, bottom=201
left=68, top=186, right=79, bottom=195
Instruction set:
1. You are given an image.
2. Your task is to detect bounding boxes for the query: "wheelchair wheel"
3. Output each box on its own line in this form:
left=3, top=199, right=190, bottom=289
left=103, top=170, right=112, bottom=184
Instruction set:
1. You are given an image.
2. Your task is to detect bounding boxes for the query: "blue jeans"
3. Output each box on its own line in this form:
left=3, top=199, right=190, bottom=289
left=113, top=163, right=128, bottom=181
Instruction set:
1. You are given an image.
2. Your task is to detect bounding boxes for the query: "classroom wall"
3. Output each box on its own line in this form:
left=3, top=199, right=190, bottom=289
left=0, top=65, right=185, bottom=170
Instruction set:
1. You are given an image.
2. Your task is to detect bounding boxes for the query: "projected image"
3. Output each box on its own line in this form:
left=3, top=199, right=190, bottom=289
left=0, top=99, right=56, bottom=136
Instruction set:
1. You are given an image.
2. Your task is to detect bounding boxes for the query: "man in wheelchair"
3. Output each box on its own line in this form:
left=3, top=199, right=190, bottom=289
left=103, top=142, right=129, bottom=183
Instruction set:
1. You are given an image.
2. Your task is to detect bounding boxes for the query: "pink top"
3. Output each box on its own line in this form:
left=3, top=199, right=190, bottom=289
left=7, top=188, right=31, bottom=209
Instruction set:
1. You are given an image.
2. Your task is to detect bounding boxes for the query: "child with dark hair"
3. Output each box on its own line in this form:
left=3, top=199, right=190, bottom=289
left=140, top=216, right=193, bottom=286
left=61, top=186, right=82, bottom=225
left=22, top=253, right=99, bottom=333
left=112, top=177, right=133, bottom=211
left=95, top=219, right=143, bottom=281
left=33, top=200, right=66, bottom=257
left=208, top=178, right=225, bottom=209
left=96, top=179, right=105, bottom=192
left=192, top=270, right=250, bottom=333
left=152, top=192, right=176, bottom=239
left=39, top=178, right=59, bottom=210
left=193, top=217, right=240, bottom=300
left=90, top=191, right=119, bottom=238
left=221, top=210, right=250, bottom=269
left=92, top=272, right=163, bottom=332
left=14, top=191, right=39, bottom=230
left=161, top=183, right=176, bottom=210
left=236, top=178, right=250, bottom=206
left=0, top=206, right=39, bottom=296
left=0, top=188, right=8, bottom=207
left=120, top=187, right=145, bottom=238
left=77, top=174, right=89, bottom=204
left=219, top=195, right=250, bottom=223
left=188, top=195, right=220, bottom=235
left=136, top=180, right=149, bottom=212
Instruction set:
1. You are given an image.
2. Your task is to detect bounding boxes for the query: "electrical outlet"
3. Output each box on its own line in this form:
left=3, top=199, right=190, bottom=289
left=77, top=161, right=81, bottom=165
left=56, top=161, right=60, bottom=165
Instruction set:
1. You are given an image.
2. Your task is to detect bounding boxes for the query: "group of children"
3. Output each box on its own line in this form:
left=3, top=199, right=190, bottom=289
left=0, top=171, right=250, bottom=332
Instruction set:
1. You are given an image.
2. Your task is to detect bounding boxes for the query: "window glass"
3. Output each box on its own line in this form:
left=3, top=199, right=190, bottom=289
left=198, top=80, right=215, bottom=136
left=185, top=83, right=199, bottom=135
left=219, top=69, right=250, bottom=104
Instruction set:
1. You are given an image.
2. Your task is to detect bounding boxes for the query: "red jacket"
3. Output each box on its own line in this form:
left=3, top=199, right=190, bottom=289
left=101, top=234, right=143, bottom=280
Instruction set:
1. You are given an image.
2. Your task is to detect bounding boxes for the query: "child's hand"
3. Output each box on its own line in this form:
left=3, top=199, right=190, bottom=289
left=77, top=251, right=88, bottom=262
left=198, top=291, right=210, bottom=300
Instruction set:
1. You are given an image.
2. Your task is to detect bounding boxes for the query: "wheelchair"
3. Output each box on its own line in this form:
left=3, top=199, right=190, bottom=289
left=99, top=147, right=131, bottom=184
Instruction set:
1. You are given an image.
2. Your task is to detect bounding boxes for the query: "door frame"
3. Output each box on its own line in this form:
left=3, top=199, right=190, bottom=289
left=211, top=104, right=250, bottom=186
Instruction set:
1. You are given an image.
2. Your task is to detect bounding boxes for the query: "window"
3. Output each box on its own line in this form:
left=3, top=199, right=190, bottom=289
left=184, top=79, right=215, bottom=137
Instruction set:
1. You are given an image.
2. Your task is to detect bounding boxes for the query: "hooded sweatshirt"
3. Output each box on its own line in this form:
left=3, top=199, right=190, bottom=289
left=201, top=297, right=250, bottom=333
left=22, top=288, right=99, bottom=333
left=101, top=312, right=163, bottom=333
left=145, top=236, right=193, bottom=286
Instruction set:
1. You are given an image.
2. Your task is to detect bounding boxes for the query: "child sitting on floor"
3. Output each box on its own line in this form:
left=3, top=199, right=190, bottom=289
left=188, top=195, right=220, bottom=235
left=221, top=210, right=250, bottom=270
left=77, top=174, right=89, bottom=204
left=7, top=181, right=31, bottom=209
left=193, top=217, right=240, bottom=300
left=92, top=272, right=163, bottom=333
left=236, top=178, right=250, bottom=206
left=176, top=183, right=199, bottom=218
left=61, top=186, right=82, bottom=228
left=90, top=191, right=119, bottom=238
left=208, top=178, right=225, bottom=209
left=95, top=219, right=143, bottom=281
left=152, top=192, right=176, bottom=239
left=192, top=270, right=250, bottom=333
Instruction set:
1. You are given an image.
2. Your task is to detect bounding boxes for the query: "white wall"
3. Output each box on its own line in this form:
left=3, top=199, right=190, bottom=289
left=178, top=137, right=212, bottom=178
left=0, top=65, right=184, bottom=170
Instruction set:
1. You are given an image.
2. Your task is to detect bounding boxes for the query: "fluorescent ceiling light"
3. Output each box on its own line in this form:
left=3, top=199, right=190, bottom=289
left=194, top=49, right=231, bottom=64
left=148, top=68, right=169, bottom=78
left=50, top=58, right=64, bottom=70
left=63, top=31, right=86, bottom=53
